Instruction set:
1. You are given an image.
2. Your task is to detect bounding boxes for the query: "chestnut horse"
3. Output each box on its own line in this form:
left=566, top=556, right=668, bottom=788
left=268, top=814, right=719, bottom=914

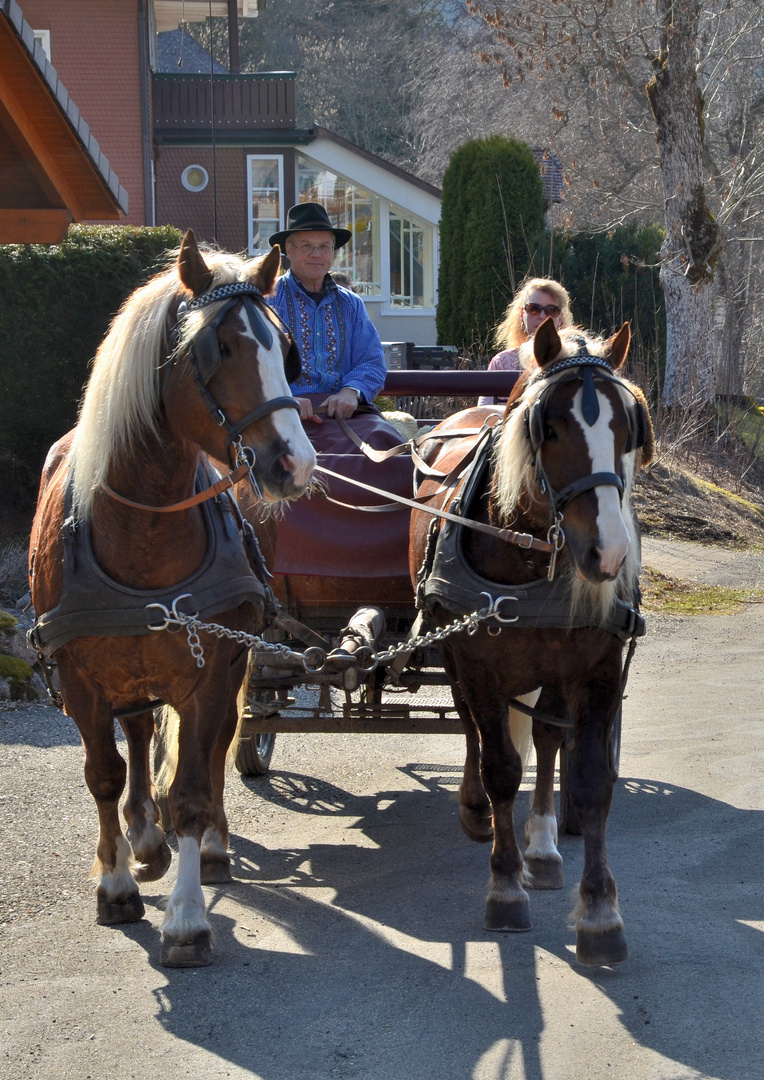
left=28, top=232, right=315, bottom=966
left=410, top=320, right=653, bottom=966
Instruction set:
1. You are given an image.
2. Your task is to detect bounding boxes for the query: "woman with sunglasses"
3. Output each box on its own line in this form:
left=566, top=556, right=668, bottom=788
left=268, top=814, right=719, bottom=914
left=477, top=278, right=574, bottom=406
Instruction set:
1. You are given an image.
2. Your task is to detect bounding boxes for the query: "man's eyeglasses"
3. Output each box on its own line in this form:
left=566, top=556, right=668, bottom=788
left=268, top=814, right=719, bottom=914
left=289, top=241, right=335, bottom=255
left=524, top=302, right=561, bottom=317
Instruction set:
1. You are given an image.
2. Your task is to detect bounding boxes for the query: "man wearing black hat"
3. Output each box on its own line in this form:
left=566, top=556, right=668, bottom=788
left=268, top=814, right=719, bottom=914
left=266, top=202, right=414, bottom=584
left=268, top=202, right=387, bottom=422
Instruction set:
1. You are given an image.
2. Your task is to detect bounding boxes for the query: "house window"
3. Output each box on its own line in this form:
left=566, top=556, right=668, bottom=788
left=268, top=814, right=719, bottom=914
left=389, top=209, right=433, bottom=309
left=33, top=30, right=51, bottom=60
left=296, top=155, right=381, bottom=296
left=248, top=156, right=283, bottom=254
left=181, top=164, right=209, bottom=192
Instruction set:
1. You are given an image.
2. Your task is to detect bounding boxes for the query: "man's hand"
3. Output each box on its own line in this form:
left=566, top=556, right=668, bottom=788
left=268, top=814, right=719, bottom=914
left=294, top=396, right=320, bottom=422
left=321, top=386, right=359, bottom=419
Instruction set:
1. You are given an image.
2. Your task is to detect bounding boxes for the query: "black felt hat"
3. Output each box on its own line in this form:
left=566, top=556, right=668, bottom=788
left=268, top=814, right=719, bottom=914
left=269, top=202, right=352, bottom=250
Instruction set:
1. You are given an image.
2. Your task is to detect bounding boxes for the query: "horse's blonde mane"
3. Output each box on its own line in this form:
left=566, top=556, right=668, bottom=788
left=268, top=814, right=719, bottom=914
left=69, top=248, right=255, bottom=519
left=492, top=327, right=642, bottom=620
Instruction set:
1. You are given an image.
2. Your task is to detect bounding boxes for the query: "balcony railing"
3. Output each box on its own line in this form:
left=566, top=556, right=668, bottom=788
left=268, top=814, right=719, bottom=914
left=152, top=72, right=296, bottom=135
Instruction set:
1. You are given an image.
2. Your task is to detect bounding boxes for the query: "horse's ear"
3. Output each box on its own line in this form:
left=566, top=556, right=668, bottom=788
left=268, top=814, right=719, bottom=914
left=533, top=317, right=562, bottom=368
left=178, top=230, right=214, bottom=296
left=607, top=322, right=631, bottom=372
left=246, top=246, right=282, bottom=296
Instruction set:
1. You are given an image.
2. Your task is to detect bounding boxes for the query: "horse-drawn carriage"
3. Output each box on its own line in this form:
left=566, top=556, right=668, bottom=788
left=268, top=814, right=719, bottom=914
left=28, top=235, right=653, bottom=969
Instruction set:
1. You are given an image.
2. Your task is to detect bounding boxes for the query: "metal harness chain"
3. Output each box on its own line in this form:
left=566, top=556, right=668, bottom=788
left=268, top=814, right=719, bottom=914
left=145, top=591, right=517, bottom=672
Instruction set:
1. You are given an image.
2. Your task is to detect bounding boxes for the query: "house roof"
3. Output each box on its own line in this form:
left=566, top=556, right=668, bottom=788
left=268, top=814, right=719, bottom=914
left=0, top=0, right=128, bottom=243
left=156, top=29, right=228, bottom=75
left=314, top=127, right=442, bottom=201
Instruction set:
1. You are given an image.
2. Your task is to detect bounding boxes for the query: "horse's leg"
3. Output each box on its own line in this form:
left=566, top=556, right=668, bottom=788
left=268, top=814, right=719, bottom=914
left=160, top=670, right=239, bottom=966
left=451, top=654, right=531, bottom=932
left=443, top=649, right=493, bottom=843
left=568, top=663, right=628, bottom=966
left=118, top=709, right=172, bottom=882
left=523, top=690, right=566, bottom=890
left=58, top=663, right=145, bottom=924
left=200, top=658, right=247, bottom=884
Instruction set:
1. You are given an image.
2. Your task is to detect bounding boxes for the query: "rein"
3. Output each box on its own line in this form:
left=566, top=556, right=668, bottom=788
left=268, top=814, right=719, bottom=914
left=313, top=462, right=555, bottom=554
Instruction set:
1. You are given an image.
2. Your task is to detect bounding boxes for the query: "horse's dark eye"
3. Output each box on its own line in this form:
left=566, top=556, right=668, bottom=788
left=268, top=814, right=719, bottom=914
left=219, top=341, right=231, bottom=358
left=544, top=423, right=557, bottom=442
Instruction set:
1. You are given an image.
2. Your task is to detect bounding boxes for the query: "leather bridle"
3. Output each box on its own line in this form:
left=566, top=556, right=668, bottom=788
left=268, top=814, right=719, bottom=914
left=103, top=281, right=301, bottom=511
left=523, top=352, right=646, bottom=517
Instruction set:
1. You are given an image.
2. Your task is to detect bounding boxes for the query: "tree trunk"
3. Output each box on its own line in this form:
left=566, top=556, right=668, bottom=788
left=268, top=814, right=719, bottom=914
left=646, top=0, right=721, bottom=408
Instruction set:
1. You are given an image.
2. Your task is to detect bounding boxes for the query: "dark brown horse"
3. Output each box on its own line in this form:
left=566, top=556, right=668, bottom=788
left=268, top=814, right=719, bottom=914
left=410, top=320, right=653, bottom=966
left=28, top=232, right=315, bottom=966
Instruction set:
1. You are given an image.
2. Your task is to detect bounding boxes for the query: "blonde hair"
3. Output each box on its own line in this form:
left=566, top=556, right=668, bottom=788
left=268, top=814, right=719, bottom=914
left=493, top=278, right=574, bottom=351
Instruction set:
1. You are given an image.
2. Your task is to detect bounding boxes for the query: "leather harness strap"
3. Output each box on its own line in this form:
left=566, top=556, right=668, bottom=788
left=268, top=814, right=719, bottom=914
left=101, top=462, right=252, bottom=513
left=313, top=462, right=554, bottom=554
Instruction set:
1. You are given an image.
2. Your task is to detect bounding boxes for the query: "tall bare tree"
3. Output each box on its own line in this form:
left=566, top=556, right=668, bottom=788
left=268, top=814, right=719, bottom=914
left=466, top=0, right=764, bottom=407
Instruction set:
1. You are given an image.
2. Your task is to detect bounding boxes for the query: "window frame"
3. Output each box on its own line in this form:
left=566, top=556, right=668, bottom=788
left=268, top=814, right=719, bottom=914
left=247, top=154, right=285, bottom=255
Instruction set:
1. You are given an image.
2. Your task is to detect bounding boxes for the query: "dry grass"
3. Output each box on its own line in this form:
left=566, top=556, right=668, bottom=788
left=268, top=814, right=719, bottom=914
left=640, top=565, right=764, bottom=615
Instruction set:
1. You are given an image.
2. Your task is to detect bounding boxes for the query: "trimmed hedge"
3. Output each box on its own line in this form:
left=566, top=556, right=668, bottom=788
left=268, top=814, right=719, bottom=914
left=0, top=225, right=181, bottom=519
left=437, top=136, right=545, bottom=349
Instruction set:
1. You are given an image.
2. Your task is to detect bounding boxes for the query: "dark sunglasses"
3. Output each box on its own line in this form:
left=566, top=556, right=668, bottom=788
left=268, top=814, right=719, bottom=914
left=524, top=302, right=561, bottom=317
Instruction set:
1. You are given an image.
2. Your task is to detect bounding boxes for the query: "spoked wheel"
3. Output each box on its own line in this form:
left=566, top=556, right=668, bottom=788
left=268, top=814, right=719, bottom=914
left=559, top=705, right=622, bottom=836
left=234, top=690, right=284, bottom=776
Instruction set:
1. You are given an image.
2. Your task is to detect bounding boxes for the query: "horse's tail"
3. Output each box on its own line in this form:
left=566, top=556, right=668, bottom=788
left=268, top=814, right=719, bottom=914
left=509, top=690, right=539, bottom=771
left=154, top=705, right=181, bottom=798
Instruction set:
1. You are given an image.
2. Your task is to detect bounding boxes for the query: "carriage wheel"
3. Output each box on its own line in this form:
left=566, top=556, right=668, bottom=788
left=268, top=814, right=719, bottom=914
left=558, top=705, right=622, bottom=836
left=234, top=690, right=281, bottom=776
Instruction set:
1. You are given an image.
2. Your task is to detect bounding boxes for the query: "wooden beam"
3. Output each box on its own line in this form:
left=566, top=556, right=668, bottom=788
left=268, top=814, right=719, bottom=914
left=0, top=67, right=86, bottom=221
left=0, top=208, right=71, bottom=244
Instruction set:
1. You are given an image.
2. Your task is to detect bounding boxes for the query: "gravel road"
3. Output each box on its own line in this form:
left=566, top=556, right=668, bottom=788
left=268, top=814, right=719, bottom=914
left=1, top=540, right=763, bottom=1080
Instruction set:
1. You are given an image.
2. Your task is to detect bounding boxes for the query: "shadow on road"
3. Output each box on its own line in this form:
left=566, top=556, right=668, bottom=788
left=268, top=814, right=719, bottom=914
left=120, top=768, right=764, bottom=1080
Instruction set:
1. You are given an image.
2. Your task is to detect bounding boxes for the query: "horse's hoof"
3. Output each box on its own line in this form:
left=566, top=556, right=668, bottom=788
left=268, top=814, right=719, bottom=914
left=200, top=854, right=232, bottom=885
left=484, top=897, right=532, bottom=932
left=459, top=806, right=494, bottom=844
left=96, top=890, right=145, bottom=925
left=524, top=856, right=564, bottom=890
left=160, top=931, right=212, bottom=968
left=134, top=841, right=173, bottom=883
left=576, top=927, right=628, bottom=967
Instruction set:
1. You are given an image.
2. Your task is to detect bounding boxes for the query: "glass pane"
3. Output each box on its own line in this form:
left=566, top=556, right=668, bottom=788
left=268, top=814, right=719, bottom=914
left=250, top=158, right=281, bottom=251
left=296, top=155, right=381, bottom=295
left=389, top=209, right=431, bottom=308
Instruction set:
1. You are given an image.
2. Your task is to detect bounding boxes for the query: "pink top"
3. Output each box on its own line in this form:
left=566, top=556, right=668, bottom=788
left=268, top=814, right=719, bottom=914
left=477, top=348, right=522, bottom=407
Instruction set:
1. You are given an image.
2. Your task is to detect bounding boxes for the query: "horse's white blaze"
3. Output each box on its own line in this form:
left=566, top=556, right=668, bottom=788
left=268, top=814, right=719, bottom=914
left=571, top=389, right=630, bottom=577
left=240, top=313, right=316, bottom=490
left=95, top=835, right=139, bottom=899
left=163, top=836, right=209, bottom=938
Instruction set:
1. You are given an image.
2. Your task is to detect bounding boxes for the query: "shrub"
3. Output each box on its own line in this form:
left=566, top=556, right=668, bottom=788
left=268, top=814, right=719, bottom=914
left=437, top=136, right=545, bottom=349
left=0, top=225, right=182, bottom=524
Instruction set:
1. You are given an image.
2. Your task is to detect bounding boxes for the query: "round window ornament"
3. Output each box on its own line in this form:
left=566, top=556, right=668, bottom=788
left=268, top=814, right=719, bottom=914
left=181, top=165, right=209, bottom=193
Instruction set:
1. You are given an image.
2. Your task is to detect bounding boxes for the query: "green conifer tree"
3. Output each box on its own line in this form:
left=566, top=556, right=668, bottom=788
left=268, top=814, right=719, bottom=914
left=437, top=136, right=544, bottom=350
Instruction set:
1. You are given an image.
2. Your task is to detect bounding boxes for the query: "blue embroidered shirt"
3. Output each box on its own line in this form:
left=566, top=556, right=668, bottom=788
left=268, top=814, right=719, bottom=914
left=268, top=271, right=386, bottom=402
